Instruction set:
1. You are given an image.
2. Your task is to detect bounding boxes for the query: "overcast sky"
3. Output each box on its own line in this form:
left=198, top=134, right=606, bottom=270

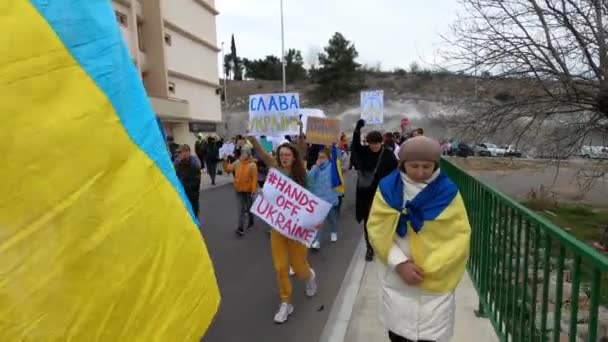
left=216, top=0, right=462, bottom=71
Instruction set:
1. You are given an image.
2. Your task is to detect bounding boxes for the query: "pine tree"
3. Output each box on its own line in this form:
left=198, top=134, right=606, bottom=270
left=285, top=49, right=306, bottom=83
left=313, top=32, right=364, bottom=101
left=230, top=35, right=242, bottom=81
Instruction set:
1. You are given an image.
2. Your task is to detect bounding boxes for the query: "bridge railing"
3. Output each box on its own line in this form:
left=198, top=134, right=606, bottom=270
left=440, top=157, right=608, bottom=342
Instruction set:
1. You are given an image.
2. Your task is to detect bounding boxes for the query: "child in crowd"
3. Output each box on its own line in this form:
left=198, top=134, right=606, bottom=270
left=223, top=148, right=258, bottom=236
left=367, top=136, right=471, bottom=342
left=307, top=146, right=341, bottom=250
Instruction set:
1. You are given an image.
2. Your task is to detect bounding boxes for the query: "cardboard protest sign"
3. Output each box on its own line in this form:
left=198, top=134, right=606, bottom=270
left=249, top=93, right=300, bottom=136
left=361, top=90, right=384, bottom=124
left=251, top=168, right=331, bottom=247
left=306, top=117, right=341, bottom=146
left=299, top=108, right=326, bottom=133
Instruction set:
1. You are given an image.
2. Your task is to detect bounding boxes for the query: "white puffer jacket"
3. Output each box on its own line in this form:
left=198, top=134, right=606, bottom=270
left=377, top=171, right=455, bottom=341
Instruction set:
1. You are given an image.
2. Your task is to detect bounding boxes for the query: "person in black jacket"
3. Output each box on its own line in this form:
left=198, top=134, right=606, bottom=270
left=204, top=136, right=221, bottom=185
left=351, top=119, right=398, bottom=261
left=174, top=144, right=202, bottom=218
left=194, top=133, right=207, bottom=170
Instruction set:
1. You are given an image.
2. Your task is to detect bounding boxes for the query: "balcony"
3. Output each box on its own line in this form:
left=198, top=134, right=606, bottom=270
left=148, top=96, right=190, bottom=121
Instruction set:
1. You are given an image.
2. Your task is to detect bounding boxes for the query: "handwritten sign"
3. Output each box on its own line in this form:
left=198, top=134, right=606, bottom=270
left=361, top=90, right=384, bottom=124
left=306, top=117, right=341, bottom=146
left=249, top=93, right=300, bottom=136
left=251, top=168, right=331, bottom=247
left=218, top=143, right=235, bottom=159
left=300, top=108, right=326, bottom=133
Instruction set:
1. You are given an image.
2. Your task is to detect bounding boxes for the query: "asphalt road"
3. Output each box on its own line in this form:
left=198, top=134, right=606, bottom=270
left=200, top=173, right=362, bottom=342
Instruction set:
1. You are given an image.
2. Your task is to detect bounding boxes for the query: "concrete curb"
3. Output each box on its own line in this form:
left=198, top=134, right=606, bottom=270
left=318, top=237, right=366, bottom=342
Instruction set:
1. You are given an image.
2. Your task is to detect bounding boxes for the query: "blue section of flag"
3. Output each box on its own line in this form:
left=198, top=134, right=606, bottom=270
left=379, top=169, right=458, bottom=237
left=30, top=0, right=198, bottom=224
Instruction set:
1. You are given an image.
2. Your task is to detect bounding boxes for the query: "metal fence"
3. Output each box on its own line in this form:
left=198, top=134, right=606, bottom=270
left=440, top=157, right=608, bottom=342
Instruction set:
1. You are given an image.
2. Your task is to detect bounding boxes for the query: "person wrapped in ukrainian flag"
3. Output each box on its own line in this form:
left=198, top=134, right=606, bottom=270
left=367, top=136, right=471, bottom=342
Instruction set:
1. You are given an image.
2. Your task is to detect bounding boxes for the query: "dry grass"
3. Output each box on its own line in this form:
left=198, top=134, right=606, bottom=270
left=449, top=157, right=546, bottom=172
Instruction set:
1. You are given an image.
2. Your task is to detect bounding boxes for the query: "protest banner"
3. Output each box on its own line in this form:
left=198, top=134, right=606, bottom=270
left=299, top=108, right=326, bottom=133
left=250, top=168, right=331, bottom=247
left=305, top=117, right=341, bottom=146
left=218, top=143, right=235, bottom=159
left=361, top=90, right=384, bottom=124
left=249, top=93, right=300, bottom=136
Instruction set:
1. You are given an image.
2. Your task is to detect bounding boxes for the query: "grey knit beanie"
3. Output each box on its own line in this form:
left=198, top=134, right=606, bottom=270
left=398, top=136, right=442, bottom=163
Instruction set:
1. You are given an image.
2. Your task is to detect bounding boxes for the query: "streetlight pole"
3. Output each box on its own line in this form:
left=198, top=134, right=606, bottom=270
left=280, top=0, right=286, bottom=93
left=221, top=41, right=227, bottom=108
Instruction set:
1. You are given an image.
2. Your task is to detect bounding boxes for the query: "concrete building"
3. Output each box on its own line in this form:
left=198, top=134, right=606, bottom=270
left=111, top=0, right=222, bottom=149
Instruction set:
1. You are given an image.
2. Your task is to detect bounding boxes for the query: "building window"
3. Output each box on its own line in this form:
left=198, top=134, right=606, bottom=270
left=115, top=11, right=128, bottom=27
left=164, top=33, right=172, bottom=46
left=137, top=22, right=145, bottom=52
left=168, top=82, right=176, bottom=94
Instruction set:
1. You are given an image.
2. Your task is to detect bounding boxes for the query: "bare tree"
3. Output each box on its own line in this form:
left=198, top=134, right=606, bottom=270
left=443, top=0, right=608, bottom=154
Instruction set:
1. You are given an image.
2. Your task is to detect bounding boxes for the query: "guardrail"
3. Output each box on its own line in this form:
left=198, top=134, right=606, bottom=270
left=440, top=157, right=608, bottom=341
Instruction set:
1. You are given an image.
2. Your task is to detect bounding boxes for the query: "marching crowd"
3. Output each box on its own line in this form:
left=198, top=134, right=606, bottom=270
left=169, top=119, right=471, bottom=342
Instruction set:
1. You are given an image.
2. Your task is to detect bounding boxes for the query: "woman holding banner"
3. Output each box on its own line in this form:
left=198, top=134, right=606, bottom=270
left=248, top=135, right=318, bottom=324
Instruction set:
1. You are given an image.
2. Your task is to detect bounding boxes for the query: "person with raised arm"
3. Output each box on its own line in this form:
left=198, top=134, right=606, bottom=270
left=247, top=122, right=317, bottom=324
left=351, top=119, right=398, bottom=261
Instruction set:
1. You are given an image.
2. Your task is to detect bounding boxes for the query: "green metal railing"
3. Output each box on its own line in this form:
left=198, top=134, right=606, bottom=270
left=440, top=157, right=608, bottom=342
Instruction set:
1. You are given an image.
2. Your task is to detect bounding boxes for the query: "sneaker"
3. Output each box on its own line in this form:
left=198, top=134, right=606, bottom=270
left=289, top=267, right=295, bottom=276
left=235, top=227, right=244, bottom=236
left=273, top=302, right=293, bottom=324
left=311, top=241, right=321, bottom=250
left=330, top=233, right=338, bottom=242
left=306, top=269, right=317, bottom=297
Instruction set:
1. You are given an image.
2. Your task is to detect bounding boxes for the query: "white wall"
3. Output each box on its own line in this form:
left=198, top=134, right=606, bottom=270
left=168, top=76, right=222, bottom=123
left=161, top=0, right=218, bottom=45
left=164, top=27, right=219, bottom=83
left=170, top=122, right=197, bottom=150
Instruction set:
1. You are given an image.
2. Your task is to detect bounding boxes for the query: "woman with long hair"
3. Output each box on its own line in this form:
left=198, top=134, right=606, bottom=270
left=248, top=136, right=318, bottom=324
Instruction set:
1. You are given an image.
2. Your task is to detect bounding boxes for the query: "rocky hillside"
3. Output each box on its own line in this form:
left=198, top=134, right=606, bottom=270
left=220, top=71, right=506, bottom=139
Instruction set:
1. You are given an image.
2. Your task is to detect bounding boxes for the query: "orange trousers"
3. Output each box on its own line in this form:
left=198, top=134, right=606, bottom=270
left=270, top=230, right=312, bottom=303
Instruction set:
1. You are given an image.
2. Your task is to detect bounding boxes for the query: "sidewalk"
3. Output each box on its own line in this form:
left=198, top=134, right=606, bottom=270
left=331, top=241, right=498, bottom=342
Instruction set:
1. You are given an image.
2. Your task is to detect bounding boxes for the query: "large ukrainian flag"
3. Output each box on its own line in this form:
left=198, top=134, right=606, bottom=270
left=0, top=1, right=220, bottom=341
